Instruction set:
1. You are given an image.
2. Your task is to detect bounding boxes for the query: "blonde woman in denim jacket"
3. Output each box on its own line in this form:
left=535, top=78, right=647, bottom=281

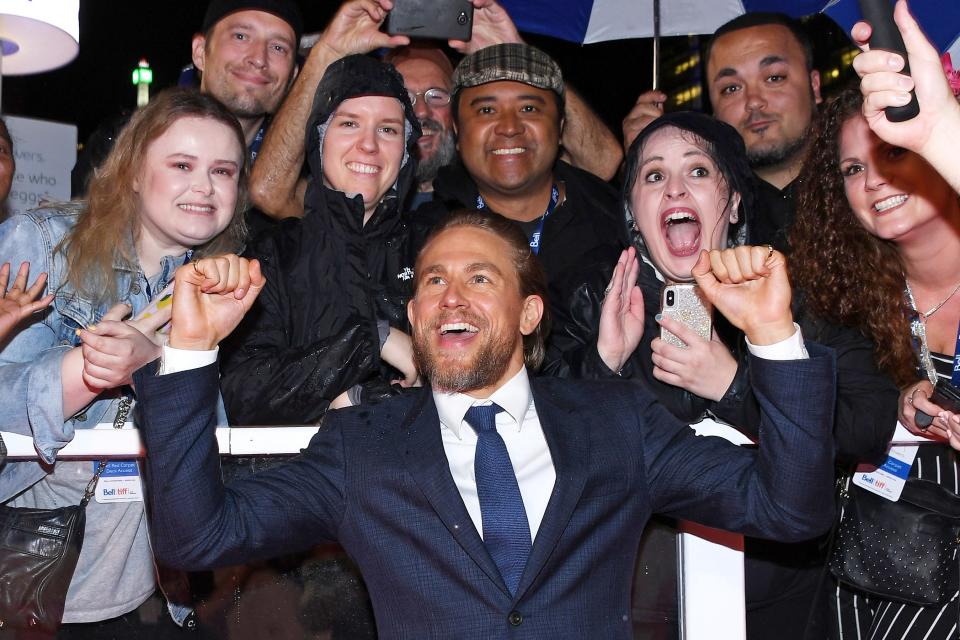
left=0, top=88, right=246, bottom=633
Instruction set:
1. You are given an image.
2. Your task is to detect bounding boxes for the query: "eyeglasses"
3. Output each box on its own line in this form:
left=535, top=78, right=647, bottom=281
left=407, top=88, right=452, bottom=108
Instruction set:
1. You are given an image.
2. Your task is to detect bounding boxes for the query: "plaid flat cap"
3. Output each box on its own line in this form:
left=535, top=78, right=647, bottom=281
left=452, top=43, right=564, bottom=98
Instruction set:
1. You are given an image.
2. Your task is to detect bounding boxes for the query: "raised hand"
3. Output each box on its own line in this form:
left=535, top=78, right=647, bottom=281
left=596, top=247, right=645, bottom=373
left=692, top=246, right=793, bottom=346
left=316, top=0, right=410, bottom=60
left=449, top=0, right=523, bottom=54
left=651, top=318, right=738, bottom=402
left=77, top=302, right=170, bottom=389
left=169, top=255, right=265, bottom=351
left=851, top=0, right=960, bottom=175
left=0, top=261, right=54, bottom=342
left=622, top=90, right=667, bottom=153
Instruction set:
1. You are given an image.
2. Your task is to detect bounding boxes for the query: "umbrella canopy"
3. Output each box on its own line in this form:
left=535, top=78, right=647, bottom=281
left=501, top=0, right=960, bottom=53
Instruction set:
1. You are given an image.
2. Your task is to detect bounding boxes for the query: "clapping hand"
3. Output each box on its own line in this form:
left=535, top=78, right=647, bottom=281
left=596, top=247, right=645, bottom=373
left=169, top=255, right=265, bottom=351
left=651, top=317, right=738, bottom=401
left=692, top=246, right=794, bottom=346
left=0, top=261, right=53, bottom=343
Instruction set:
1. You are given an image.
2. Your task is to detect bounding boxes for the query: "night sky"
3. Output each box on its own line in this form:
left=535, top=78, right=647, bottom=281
left=1, top=2, right=851, bottom=145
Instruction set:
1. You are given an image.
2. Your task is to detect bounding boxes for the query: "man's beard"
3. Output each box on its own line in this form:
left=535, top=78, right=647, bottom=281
left=745, top=131, right=809, bottom=170
left=215, top=89, right=273, bottom=120
left=412, top=315, right=517, bottom=393
left=415, top=121, right=457, bottom=184
left=206, top=71, right=284, bottom=121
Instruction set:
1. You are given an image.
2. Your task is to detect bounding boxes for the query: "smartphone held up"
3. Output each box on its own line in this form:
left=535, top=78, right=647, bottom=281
left=384, top=0, right=474, bottom=41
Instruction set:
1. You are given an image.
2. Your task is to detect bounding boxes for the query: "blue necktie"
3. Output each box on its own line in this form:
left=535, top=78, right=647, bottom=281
left=464, top=403, right=532, bottom=595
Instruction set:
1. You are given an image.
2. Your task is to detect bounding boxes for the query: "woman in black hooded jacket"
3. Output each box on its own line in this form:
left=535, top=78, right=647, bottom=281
left=220, top=54, right=423, bottom=426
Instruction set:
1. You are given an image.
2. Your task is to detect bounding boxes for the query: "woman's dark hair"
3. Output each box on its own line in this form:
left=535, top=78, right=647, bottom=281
left=622, top=111, right=756, bottom=252
left=791, top=85, right=917, bottom=387
left=415, top=210, right=551, bottom=370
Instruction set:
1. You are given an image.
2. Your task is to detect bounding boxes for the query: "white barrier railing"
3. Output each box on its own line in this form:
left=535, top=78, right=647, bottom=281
left=1, top=425, right=319, bottom=458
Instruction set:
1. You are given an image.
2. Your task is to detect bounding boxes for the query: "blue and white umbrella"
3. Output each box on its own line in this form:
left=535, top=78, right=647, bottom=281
left=501, top=0, right=960, bottom=53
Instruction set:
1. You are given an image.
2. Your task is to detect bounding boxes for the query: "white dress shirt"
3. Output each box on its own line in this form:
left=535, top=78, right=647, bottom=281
left=434, top=367, right=555, bottom=542
left=161, top=326, right=808, bottom=544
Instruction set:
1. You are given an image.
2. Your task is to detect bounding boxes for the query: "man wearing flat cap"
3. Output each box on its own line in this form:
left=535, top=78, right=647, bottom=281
left=416, top=42, right=628, bottom=348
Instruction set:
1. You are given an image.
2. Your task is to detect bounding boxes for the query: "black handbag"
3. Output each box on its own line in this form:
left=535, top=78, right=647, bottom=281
left=0, top=501, right=87, bottom=630
left=0, top=396, right=131, bottom=631
left=829, top=475, right=960, bottom=606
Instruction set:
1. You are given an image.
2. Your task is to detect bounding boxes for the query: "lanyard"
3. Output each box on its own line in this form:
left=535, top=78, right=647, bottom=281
left=476, top=185, right=560, bottom=256
left=248, top=124, right=266, bottom=164
left=905, top=284, right=960, bottom=385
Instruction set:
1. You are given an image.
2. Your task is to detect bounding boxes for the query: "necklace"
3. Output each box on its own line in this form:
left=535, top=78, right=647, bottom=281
left=906, top=279, right=960, bottom=319
left=905, top=279, right=960, bottom=384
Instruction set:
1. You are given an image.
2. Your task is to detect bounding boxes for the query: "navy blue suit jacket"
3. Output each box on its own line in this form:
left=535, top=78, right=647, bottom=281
left=136, top=348, right=836, bottom=639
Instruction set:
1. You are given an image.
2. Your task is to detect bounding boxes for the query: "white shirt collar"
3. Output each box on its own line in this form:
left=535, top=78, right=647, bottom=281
left=434, top=367, right=533, bottom=439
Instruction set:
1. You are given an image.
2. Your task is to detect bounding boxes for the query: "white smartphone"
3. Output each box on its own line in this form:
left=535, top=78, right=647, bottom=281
left=660, top=284, right=711, bottom=348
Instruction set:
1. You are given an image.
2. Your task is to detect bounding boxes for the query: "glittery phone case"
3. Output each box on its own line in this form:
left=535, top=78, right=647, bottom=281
left=660, top=284, right=712, bottom=348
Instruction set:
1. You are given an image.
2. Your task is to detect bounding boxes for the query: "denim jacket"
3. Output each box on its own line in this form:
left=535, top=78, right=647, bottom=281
left=0, top=205, right=194, bottom=499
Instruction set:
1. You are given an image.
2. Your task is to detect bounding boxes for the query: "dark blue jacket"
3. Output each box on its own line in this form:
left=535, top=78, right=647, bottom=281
left=136, top=349, right=836, bottom=639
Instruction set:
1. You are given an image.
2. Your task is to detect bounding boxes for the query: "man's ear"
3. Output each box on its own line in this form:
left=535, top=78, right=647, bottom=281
left=407, top=297, right=417, bottom=326
left=810, top=69, right=823, bottom=105
left=519, top=295, right=544, bottom=337
left=192, top=34, right=207, bottom=75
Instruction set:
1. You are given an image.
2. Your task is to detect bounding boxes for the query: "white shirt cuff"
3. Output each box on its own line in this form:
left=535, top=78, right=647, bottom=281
left=160, top=344, right=219, bottom=375
left=745, top=323, right=808, bottom=360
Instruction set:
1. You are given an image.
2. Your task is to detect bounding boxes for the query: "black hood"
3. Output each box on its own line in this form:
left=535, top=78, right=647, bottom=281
left=305, top=54, right=422, bottom=221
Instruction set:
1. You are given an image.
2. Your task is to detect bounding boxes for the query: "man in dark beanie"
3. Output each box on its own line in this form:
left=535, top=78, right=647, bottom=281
left=72, top=0, right=302, bottom=195
left=192, top=0, right=302, bottom=152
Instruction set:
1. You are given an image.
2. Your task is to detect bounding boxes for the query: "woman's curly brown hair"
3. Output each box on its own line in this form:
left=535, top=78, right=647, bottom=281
left=791, top=85, right=917, bottom=388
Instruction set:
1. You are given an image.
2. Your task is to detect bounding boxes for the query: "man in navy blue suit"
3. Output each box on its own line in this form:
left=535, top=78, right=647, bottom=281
left=136, top=212, right=836, bottom=639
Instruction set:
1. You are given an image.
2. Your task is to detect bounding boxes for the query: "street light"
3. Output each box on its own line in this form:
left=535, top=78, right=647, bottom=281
left=132, top=59, right=153, bottom=107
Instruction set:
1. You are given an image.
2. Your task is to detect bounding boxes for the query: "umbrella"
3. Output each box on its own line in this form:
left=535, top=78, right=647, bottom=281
left=501, top=0, right=960, bottom=51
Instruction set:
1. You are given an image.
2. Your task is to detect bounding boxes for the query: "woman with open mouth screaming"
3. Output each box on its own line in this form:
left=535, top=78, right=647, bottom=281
left=543, top=110, right=897, bottom=640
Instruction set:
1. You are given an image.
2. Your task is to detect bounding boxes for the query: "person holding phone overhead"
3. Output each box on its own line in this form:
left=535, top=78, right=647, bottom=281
left=545, top=111, right=898, bottom=639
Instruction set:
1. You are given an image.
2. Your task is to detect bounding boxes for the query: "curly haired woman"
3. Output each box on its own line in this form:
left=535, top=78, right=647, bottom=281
left=791, top=56, right=960, bottom=638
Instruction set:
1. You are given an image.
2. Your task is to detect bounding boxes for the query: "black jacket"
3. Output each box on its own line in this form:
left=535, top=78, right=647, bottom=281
left=416, top=159, right=628, bottom=343
left=220, top=56, right=421, bottom=425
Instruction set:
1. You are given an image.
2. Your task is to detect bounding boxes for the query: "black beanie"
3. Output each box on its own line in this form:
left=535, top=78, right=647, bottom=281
left=202, top=0, right=303, bottom=45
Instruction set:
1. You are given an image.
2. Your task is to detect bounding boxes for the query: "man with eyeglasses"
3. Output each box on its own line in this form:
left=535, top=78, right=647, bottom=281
left=249, top=0, right=623, bottom=220
left=383, top=45, right=458, bottom=212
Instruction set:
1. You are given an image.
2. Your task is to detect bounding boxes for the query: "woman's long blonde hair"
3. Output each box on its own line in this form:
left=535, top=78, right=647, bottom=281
left=61, top=87, right=248, bottom=304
